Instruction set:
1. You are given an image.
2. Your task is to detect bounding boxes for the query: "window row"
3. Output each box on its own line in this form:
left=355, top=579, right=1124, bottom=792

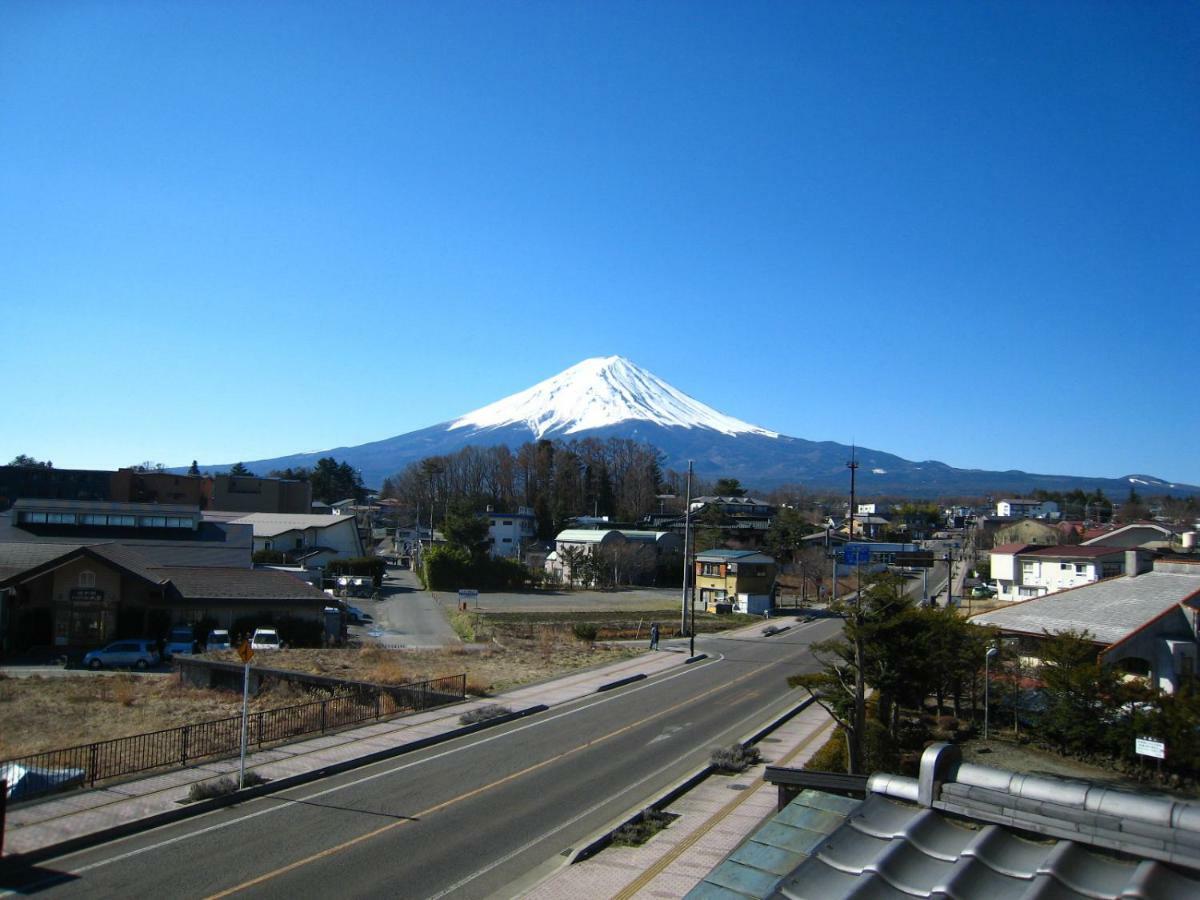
left=18, top=511, right=194, bottom=528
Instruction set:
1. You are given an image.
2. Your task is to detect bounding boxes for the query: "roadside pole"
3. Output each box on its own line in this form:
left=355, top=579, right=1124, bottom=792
left=237, top=641, right=254, bottom=789
left=680, top=460, right=692, bottom=638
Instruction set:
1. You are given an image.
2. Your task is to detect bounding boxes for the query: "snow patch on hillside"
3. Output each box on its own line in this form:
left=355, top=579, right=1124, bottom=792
left=448, top=356, right=779, bottom=439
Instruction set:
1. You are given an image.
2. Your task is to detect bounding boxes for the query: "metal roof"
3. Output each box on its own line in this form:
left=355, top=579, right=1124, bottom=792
left=229, top=513, right=358, bottom=538
left=970, top=570, right=1200, bottom=646
left=555, top=529, right=622, bottom=543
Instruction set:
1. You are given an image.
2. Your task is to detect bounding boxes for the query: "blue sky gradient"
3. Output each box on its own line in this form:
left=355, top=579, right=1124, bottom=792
left=3, top=2, right=1197, bottom=484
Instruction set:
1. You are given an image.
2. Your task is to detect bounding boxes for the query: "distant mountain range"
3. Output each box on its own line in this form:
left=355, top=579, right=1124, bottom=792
left=196, top=356, right=1198, bottom=498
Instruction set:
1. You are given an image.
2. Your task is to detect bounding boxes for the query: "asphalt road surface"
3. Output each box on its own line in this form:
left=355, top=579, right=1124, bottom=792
left=364, top=568, right=461, bottom=649
left=2, top=616, right=842, bottom=900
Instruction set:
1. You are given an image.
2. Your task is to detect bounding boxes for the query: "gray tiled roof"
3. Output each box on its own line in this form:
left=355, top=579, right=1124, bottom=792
left=0, top=541, right=85, bottom=581
left=971, top=571, right=1200, bottom=645
left=163, top=567, right=328, bottom=603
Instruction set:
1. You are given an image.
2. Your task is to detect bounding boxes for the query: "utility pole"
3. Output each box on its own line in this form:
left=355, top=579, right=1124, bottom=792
left=847, top=446, right=858, bottom=543
left=686, top=460, right=696, bottom=638
left=847, top=447, right=865, bottom=774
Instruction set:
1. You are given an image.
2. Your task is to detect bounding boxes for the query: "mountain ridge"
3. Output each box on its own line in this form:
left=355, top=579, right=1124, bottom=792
left=191, top=357, right=1198, bottom=498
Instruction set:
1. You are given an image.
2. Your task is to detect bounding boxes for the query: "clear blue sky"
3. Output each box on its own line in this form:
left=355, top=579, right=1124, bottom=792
left=3, top=2, right=1197, bottom=484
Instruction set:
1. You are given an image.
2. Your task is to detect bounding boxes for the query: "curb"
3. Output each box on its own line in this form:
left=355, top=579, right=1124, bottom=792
left=567, top=695, right=817, bottom=865
left=596, top=673, right=646, bottom=693
left=0, top=704, right=548, bottom=870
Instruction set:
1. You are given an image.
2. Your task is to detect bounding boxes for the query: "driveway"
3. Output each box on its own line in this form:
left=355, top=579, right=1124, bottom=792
left=362, top=566, right=461, bottom=649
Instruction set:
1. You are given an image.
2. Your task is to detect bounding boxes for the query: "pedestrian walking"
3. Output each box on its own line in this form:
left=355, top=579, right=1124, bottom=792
left=649, top=622, right=659, bottom=651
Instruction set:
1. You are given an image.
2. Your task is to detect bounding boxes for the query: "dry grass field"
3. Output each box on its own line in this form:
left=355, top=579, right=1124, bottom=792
left=0, top=623, right=640, bottom=759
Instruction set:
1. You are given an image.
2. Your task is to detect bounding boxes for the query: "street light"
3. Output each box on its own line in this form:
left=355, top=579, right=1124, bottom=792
left=984, top=646, right=999, bottom=740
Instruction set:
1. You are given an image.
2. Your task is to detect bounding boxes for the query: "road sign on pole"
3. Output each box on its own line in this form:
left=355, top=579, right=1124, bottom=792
left=1136, top=737, right=1166, bottom=760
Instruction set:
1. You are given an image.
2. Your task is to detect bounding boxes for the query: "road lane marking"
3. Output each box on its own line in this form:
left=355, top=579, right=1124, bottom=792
left=204, top=651, right=810, bottom=899
left=3, top=653, right=726, bottom=894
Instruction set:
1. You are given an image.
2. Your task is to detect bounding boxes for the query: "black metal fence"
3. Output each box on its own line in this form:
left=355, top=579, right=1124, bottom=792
left=0, top=674, right=466, bottom=804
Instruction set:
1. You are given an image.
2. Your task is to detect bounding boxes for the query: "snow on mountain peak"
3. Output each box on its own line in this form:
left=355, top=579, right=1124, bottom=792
left=447, top=356, right=779, bottom=439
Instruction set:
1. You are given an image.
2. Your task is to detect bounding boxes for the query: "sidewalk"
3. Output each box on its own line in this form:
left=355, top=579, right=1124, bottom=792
left=1, top=642, right=703, bottom=862
left=518, top=698, right=834, bottom=899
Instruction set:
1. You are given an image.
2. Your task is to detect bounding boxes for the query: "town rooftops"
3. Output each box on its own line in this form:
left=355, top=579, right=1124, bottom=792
left=970, top=568, right=1200, bottom=646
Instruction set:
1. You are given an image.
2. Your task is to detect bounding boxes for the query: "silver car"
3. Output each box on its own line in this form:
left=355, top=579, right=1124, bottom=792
left=82, top=639, right=161, bottom=670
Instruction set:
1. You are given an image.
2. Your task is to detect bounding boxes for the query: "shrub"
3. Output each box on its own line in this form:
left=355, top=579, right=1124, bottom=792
left=611, top=809, right=677, bottom=846
left=804, top=730, right=848, bottom=773
left=709, top=743, right=763, bottom=774
left=186, top=771, right=268, bottom=802
left=450, top=610, right=481, bottom=642
left=572, top=623, right=598, bottom=644
left=459, top=703, right=514, bottom=726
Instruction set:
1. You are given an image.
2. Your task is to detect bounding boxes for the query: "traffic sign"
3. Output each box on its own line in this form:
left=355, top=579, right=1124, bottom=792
left=843, top=544, right=873, bottom=566
left=895, top=552, right=936, bottom=569
left=237, top=641, right=254, bottom=664
left=1136, top=737, right=1165, bottom=760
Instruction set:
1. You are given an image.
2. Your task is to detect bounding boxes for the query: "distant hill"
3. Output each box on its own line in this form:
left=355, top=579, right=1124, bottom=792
left=192, top=356, right=1199, bottom=498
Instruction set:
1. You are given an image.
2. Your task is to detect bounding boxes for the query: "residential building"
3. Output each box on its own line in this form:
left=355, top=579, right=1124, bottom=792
left=485, top=507, right=537, bottom=558
left=694, top=549, right=777, bottom=614
left=547, top=529, right=626, bottom=584
left=226, top=513, right=364, bottom=566
left=991, top=517, right=1062, bottom=548
left=990, top=543, right=1144, bottom=602
left=972, top=558, right=1200, bottom=693
left=995, top=498, right=1059, bottom=519
left=548, top=528, right=678, bottom=585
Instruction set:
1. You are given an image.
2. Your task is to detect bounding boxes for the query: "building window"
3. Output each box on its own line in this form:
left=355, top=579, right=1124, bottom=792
left=78, top=570, right=96, bottom=589
left=1074, top=564, right=1087, bottom=575
left=700, top=562, right=721, bottom=576
left=141, top=516, right=167, bottom=527
left=502, top=520, right=512, bottom=526
left=1060, top=563, right=1072, bottom=571
left=19, top=511, right=47, bottom=524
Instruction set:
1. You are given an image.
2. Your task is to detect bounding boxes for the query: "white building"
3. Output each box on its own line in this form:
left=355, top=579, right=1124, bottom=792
left=990, top=543, right=1142, bottom=602
left=230, top=513, right=364, bottom=567
left=485, top=507, right=537, bottom=558
left=995, top=499, right=1059, bottom=519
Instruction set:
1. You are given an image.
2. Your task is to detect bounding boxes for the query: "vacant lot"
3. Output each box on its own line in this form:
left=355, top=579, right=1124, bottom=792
left=0, top=620, right=642, bottom=759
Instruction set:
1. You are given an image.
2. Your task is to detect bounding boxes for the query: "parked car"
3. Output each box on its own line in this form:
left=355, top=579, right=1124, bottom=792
left=206, top=629, right=231, bottom=651
left=82, top=639, right=160, bottom=670
left=163, top=626, right=197, bottom=659
left=250, top=627, right=281, bottom=650
left=345, top=605, right=372, bottom=624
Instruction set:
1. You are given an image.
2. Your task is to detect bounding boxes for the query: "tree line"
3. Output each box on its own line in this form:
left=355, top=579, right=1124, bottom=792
left=379, top=438, right=674, bottom=539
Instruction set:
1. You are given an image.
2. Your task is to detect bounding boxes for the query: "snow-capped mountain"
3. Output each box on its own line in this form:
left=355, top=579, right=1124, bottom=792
left=196, top=358, right=1199, bottom=497
left=448, top=356, right=778, bottom=439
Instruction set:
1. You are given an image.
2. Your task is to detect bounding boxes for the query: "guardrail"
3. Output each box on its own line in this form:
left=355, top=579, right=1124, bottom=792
left=0, top=673, right=466, bottom=804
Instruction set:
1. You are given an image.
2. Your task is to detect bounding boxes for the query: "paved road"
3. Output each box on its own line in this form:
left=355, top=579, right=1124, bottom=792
left=361, top=568, right=461, bottom=649
left=4, top=617, right=843, bottom=899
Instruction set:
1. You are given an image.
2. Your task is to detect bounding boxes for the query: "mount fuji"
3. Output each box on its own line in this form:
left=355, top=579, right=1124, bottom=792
left=208, top=357, right=1197, bottom=497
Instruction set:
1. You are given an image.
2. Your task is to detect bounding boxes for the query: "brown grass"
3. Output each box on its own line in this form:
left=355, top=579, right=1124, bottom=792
left=0, top=621, right=639, bottom=759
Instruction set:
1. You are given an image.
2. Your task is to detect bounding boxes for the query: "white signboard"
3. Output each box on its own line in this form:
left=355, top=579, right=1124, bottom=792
left=458, top=589, right=479, bottom=608
left=1135, top=737, right=1166, bottom=760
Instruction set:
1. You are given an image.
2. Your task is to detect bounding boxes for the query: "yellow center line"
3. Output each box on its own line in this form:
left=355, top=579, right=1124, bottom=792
left=205, top=651, right=807, bottom=899
left=612, top=711, right=835, bottom=900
